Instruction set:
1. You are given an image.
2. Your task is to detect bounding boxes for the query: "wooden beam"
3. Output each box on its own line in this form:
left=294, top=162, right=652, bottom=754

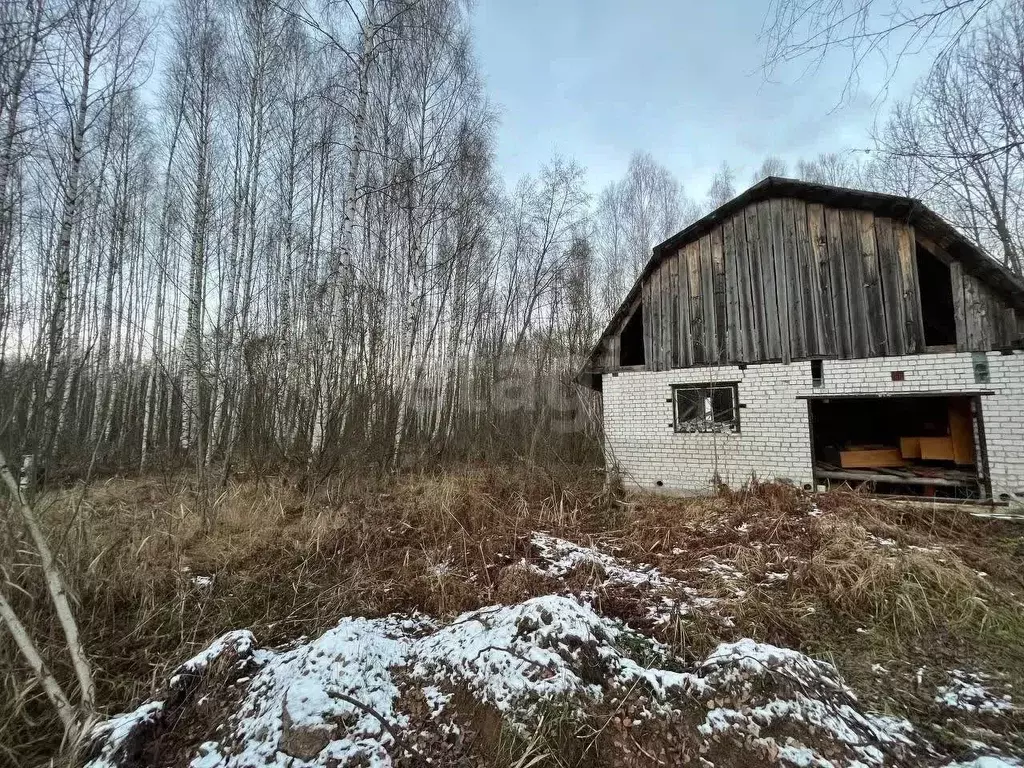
left=840, top=209, right=869, bottom=358
left=894, top=223, right=925, bottom=353
left=858, top=211, right=887, bottom=356
left=742, top=205, right=766, bottom=360
left=816, top=469, right=977, bottom=488
left=782, top=198, right=805, bottom=359
left=700, top=233, right=718, bottom=364
left=874, top=216, right=904, bottom=356
left=758, top=200, right=783, bottom=360
left=806, top=203, right=837, bottom=356
left=669, top=245, right=680, bottom=366
left=642, top=278, right=653, bottom=365
left=711, top=225, right=728, bottom=363
left=723, top=215, right=742, bottom=361
left=770, top=199, right=791, bottom=363
left=686, top=241, right=705, bottom=364
left=677, top=247, right=692, bottom=367
left=950, top=260, right=967, bottom=352
left=826, top=207, right=853, bottom=358
left=963, top=273, right=992, bottom=351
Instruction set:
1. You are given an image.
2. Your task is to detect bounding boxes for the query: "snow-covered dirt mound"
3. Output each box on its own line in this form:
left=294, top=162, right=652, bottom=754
left=84, top=533, right=1020, bottom=768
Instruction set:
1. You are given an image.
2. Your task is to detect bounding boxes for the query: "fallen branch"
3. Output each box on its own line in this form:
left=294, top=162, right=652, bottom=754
left=0, top=446, right=95, bottom=717
left=326, top=689, right=425, bottom=762
left=0, top=585, right=78, bottom=733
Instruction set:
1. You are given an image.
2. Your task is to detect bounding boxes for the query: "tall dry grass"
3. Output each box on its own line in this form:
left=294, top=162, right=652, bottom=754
left=1, top=464, right=612, bottom=763
left=2, top=468, right=1022, bottom=765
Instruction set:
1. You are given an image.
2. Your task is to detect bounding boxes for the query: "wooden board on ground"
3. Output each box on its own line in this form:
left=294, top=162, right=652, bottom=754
left=839, top=448, right=906, bottom=468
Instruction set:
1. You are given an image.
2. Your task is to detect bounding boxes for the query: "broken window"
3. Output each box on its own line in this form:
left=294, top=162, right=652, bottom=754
left=916, top=243, right=957, bottom=347
left=619, top=302, right=645, bottom=366
left=673, top=383, right=739, bottom=433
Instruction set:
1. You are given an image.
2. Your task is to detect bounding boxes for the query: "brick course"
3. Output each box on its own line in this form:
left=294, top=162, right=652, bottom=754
left=602, top=351, right=1024, bottom=498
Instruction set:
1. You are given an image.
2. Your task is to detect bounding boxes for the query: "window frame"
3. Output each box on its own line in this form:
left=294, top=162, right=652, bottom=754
left=671, top=382, right=741, bottom=434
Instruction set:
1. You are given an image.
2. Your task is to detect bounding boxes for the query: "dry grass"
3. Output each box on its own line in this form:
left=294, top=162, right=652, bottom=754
left=2, top=468, right=1023, bottom=765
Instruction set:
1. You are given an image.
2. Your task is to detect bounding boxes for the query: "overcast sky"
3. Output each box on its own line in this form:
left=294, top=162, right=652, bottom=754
left=472, top=0, right=935, bottom=198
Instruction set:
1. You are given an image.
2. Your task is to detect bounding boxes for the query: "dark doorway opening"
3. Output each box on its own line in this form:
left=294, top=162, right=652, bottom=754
left=810, top=394, right=981, bottom=498
left=619, top=303, right=645, bottom=366
left=916, top=243, right=957, bottom=346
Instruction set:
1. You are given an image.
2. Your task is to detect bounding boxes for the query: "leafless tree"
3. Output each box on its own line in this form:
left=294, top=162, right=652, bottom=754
left=796, top=151, right=865, bottom=187
left=761, top=0, right=1000, bottom=98
left=751, top=155, right=788, bottom=182
left=873, top=0, right=1024, bottom=273
left=706, top=161, right=737, bottom=209
left=594, top=151, right=696, bottom=320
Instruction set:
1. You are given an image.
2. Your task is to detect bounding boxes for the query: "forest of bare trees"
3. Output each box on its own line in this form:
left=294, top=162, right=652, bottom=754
left=0, top=0, right=608, bottom=486
left=2, top=0, right=1023, bottom=491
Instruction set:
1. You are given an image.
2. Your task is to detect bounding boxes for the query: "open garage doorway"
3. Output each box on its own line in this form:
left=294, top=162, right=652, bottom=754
left=808, top=394, right=986, bottom=499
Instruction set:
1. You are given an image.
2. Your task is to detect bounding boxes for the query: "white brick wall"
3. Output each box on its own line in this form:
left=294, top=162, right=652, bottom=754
left=602, top=350, right=1024, bottom=498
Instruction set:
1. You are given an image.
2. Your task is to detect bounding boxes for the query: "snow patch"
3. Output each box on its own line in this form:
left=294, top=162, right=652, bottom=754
left=935, top=670, right=1014, bottom=715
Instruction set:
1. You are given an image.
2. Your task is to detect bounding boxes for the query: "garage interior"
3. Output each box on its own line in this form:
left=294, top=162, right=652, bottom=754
left=810, top=394, right=984, bottom=498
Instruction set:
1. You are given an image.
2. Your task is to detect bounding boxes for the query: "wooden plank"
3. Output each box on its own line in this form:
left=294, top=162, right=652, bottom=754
left=1003, top=307, right=1018, bottom=347
left=686, top=241, right=705, bottom=364
left=963, top=274, right=991, bottom=351
left=839, top=209, right=869, bottom=358
left=756, top=201, right=782, bottom=360
left=825, top=207, right=852, bottom=357
left=677, top=247, right=692, bottom=367
left=900, top=437, right=921, bottom=459
left=780, top=198, right=805, bottom=359
left=733, top=212, right=757, bottom=361
left=642, top=277, right=654, bottom=365
left=950, top=260, right=967, bottom=351
left=839, top=448, right=906, bottom=468
left=949, top=399, right=975, bottom=466
left=920, top=436, right=955, bottom=462
left=818, top=469, right=972, bottom=488
left=723, top=215, right=742, bottom=361
left=648, top=267, right=660, bottom=369
left=660, top=261, right=672, bottom=368
left=805, top=203, right=836, bottom=356
left=711, top=226, right=728, bottom=364
left=662, top=261, right=673, bottom=366
left=984, top=285, right=1015, bottom=348
left=769, top=199, right=790, bottom=362
left=651, top=266, right=662, bottom=369
left=874, top=216, right=905, bottom=356
left=696, top=233, right=712, bottom=362
left=858, top=211, right=886, bottom=356
left=987, top=286, right=1007, bottom=349
left=699, top=234, right=718, bottom=363
left=792, top=199, right=817, bottom=356
left=894, top=223, right=925, bottom=353
left=742, top=205, right=766, bottom=360
left=669, top=247, right=680, bottom=366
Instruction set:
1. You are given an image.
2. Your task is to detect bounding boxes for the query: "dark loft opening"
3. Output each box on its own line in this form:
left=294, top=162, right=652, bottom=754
left=619, top=303, right=645, bottom=366
left=916, top=243, right=957, bottom=346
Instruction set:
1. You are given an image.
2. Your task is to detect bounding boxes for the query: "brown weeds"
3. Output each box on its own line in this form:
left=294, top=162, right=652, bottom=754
left=3, top=470, right=1022, bottom=766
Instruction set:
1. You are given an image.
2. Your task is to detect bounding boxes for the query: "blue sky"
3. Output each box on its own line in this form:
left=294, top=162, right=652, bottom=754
left=472, top=0, right=935, bottom=197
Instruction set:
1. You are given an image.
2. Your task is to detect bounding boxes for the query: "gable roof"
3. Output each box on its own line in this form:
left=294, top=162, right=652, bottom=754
left=582, top=176, right=1024, bottom=381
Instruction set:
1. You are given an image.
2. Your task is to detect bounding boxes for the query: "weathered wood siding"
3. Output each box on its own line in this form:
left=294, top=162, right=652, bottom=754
left=599, top=197, right=1020, bottom=373
left=950, top=263, right=1020, bottom=352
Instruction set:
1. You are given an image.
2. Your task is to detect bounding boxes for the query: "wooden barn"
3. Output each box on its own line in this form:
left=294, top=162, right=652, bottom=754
left=582, top=177, right=1024, bottom=500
